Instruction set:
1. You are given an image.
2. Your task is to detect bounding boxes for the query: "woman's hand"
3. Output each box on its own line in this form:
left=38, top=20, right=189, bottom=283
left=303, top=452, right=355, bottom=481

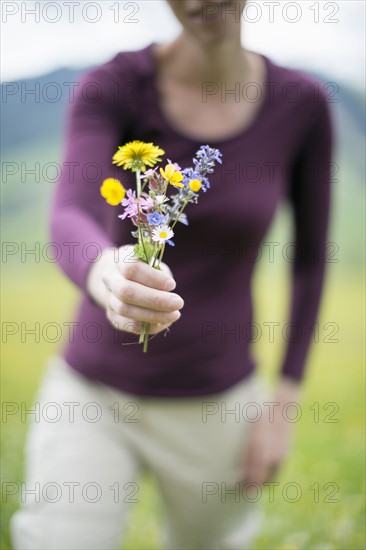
left=86, top=245, right=184, bottom=334
left=242, top=377, right=301, bottom=486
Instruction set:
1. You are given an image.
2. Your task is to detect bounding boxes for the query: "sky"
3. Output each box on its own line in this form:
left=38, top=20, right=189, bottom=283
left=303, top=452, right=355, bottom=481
left=1, top=0, right=365, bottom=89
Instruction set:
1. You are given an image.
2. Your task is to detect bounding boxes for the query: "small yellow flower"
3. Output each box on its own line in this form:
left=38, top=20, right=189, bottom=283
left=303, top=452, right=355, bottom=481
left=112, top=141, right=165, bottom=172
left=188, top=179, right=202, bottom=192
left=160, top=164, right=184, bottom=188
left=100, top=178, right=125, bottom=206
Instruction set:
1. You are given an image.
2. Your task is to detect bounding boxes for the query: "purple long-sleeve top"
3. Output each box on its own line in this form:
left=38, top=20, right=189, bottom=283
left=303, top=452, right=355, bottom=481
left=50, top=43, right=333, bottom=396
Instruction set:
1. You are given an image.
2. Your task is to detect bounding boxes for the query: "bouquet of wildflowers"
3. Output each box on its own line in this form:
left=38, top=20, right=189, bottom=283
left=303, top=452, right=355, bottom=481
left=100, top=141, right=222, bottom=352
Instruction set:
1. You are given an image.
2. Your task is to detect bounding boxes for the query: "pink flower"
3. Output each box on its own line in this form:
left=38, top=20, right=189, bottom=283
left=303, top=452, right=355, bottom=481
left=119, top=189, right=138, bottom=219
left=141, top=168, right=158, bottom=179
left=139, top=194, right=154, bottom=210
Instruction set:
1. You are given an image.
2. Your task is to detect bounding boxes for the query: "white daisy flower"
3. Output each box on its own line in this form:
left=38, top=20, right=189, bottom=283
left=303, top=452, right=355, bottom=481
left=152, top=225, right=174, bottom=244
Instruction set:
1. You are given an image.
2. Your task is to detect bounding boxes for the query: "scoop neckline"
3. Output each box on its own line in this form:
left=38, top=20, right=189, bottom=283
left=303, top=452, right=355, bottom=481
left=146, top=42, right=272, bottom=147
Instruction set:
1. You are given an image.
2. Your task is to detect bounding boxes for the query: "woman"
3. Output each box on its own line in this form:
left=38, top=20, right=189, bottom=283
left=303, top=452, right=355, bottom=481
left=10, top=0, right=333, bottom=548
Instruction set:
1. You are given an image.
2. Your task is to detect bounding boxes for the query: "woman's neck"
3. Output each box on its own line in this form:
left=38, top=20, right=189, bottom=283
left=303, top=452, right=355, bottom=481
left=156, top=32, right=253, bottom=87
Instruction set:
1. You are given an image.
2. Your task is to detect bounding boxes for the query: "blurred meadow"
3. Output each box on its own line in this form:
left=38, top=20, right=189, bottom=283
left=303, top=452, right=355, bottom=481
left=1, top=2, right=365, bottom=548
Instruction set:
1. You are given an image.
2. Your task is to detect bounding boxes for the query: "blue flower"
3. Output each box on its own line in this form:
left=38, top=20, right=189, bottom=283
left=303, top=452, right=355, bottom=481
left=147, top=212, right=167, bottom=226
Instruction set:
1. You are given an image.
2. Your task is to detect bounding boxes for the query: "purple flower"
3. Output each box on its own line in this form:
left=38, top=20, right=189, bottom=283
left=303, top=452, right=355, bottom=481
left=196, top=145, right=223, bottom=164
left=192, top=146, right=223, bottom=181
left=182, top=168, right=210, bottom=192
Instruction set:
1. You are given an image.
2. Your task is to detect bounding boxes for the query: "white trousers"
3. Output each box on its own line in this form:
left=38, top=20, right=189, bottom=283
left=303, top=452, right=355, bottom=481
left=10, top=356, right=267, bottom=550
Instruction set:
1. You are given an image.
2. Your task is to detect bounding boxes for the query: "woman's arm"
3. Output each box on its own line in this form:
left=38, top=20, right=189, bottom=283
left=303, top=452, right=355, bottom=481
left=280, top=88, right=334, bottom=382
left=243, top=89, right=334, bottom=486
left=49, top=64, right=122, bottom=291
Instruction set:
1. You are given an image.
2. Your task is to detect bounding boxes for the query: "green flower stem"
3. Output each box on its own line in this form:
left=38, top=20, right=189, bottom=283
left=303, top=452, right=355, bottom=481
left=139, top=322, right=149, bottom=349
left=171, top=199, right=188, bottom=231
left=157, top=243, right=166, bottom=267
left=151, top=244, right=160, bottom=269
left=140, top=243, right=165, bottom=352
left=143, top=332, right=149, bottom=352
left=141, top=179, right=148, bottom=194
left=136, top=170, right=148, bottom=263
left=136, top=169, right=150, bottom=350
left=136, top=169, right=141, bottom=196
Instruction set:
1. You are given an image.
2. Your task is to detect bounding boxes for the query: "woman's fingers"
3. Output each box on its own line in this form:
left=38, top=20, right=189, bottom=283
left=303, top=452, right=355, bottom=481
left=159, top=261, right=174, bottom=279
left=101, top=246, right=183, bottom=335
left=107, top=277, right=183, bottom=313
left=108, top=293, right=181, bottom=325
left=106, top=306, right=177, bottom=335
left=244, top=457, right=273, bottom=486
left=241, top=413, right=292, bottom=487
left=106, top=309, right=140, bottom=334
left=118, top=259, right=177, bottom=291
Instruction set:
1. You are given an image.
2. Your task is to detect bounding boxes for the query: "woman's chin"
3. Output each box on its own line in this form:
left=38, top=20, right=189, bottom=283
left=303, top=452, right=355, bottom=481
left=185, top=20, right=238, bottom=45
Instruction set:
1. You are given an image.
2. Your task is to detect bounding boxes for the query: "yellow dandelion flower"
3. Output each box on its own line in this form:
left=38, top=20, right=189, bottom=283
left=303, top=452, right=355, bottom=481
left=159, top=164, right=184, bottom=188
left=188, top=179, right=202, bottom=192
left=100, top=178, right=125, bottom=206
left=112, top=141, right=165, bottom=172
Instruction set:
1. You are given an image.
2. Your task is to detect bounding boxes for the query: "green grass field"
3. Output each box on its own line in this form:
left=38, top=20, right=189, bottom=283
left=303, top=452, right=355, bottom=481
left=1, top=262, right=365, bottom=549
left=1, top=146, right=365, bottom=548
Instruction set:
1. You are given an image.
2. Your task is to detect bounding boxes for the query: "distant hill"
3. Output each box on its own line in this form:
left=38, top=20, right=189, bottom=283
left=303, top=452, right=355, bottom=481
left=1, top=67, right=91, bottom=151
